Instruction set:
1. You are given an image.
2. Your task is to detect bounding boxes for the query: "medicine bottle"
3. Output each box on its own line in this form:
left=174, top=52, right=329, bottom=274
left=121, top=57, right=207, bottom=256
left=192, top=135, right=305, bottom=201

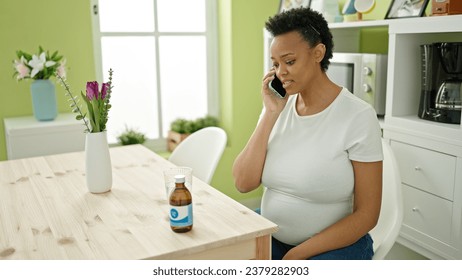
left=169, top=174, right=193, bottom=233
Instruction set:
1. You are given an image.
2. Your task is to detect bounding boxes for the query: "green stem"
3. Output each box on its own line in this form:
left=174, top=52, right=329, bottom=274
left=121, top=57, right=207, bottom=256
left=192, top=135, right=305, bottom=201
left=56, top=74, right=91, bottom=132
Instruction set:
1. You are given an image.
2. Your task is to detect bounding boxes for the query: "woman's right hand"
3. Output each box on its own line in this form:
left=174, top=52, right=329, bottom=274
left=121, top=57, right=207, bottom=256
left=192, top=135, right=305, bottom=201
left=262, top=69, right=289, bottom=115
left=233, top=68, right=287, bottom=192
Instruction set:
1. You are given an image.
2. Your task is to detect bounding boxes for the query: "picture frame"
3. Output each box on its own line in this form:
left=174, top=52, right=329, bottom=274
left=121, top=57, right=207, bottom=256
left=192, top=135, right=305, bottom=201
left=385, top=0, right=429, bottom=19
left=279, top=0, right=311, bottom=13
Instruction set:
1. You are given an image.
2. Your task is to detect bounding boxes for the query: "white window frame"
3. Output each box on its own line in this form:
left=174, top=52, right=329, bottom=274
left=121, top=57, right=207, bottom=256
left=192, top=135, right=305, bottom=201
left=90, top=0, right=219, bottom=150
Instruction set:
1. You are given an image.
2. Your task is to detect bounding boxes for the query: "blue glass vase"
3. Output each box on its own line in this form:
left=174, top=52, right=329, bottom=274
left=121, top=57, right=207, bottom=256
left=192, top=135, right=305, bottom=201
left=30, top=79, right=58, bottom=121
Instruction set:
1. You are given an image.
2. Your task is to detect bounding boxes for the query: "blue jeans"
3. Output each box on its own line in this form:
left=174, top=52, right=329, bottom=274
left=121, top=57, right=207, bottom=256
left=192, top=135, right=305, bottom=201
left=255, top=208, right=374, bottom=260
left=271, top=234, right=374, bottom=260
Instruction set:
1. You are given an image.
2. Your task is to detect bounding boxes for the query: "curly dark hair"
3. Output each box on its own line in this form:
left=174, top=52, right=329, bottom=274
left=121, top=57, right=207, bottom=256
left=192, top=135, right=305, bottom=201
left=265, top=7, right=334, bottom=72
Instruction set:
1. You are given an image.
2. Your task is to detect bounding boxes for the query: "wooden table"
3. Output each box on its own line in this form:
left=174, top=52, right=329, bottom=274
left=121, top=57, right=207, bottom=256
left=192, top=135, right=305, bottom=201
left=0, top=145, right=277, bottom=260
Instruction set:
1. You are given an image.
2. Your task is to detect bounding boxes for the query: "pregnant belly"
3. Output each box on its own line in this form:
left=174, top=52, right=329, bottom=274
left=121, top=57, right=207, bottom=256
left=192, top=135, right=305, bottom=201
left=261, top=188, right=352, bottom=245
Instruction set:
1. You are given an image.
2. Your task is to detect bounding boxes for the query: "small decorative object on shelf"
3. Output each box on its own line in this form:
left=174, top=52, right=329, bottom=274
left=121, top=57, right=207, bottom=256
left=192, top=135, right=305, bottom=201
left=167, top=115, right=219, bottom=152
left=355, top=0, right=376, bottom=20
left=279, top=0, right=311, bottom=13
left=310, top=0, right=340, bottom=22
left=432, top=0, right=462, bottom=16
left=12, top=46, right=66, bottom=121
left=385, top=0, right=429, bottom=19
left=57, top=69, right=114, bottom=194
left=342, top=0, right=359, bottom=21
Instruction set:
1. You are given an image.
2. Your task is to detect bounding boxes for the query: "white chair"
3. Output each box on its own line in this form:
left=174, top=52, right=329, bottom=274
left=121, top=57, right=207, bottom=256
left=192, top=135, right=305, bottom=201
left=369, top=139, right=404, bottom=260
left=168, top=127, right=227, bottom=184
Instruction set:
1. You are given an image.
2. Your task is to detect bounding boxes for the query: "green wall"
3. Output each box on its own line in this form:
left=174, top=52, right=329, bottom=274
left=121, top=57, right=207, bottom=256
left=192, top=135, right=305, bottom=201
left=0, top=0, right=96, bottom=160
left=212, top=0, right=279, bottom=202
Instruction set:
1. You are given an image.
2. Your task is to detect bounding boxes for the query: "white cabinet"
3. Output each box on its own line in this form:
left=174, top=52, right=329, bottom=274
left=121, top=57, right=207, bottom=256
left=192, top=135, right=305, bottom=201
left=330, top=15, right=462, bottom=259
left=383, top=15, right=462, bottom=260
left=390, top=140, right=460, bottom=259
left=4, top=113, right=86, bottom=160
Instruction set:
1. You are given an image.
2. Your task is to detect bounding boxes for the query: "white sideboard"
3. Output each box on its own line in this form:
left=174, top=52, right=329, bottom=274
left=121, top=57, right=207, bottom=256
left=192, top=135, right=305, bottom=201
left=4, top=113, right=86, bottom=160
left=330, top=15, right=462, bottom=259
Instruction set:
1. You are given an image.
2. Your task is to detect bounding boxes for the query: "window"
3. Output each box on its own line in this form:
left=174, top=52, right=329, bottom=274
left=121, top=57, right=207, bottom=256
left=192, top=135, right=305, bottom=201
left=91, top=0, right=218, bottom=148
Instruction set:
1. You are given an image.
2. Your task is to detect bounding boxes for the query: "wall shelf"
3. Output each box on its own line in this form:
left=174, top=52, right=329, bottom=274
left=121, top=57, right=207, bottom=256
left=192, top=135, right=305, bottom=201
left=385, top=15, right=462, bottom=147
left=385, top=15, right=462, bottom=260
left=329, top=19, right=389, bottom=29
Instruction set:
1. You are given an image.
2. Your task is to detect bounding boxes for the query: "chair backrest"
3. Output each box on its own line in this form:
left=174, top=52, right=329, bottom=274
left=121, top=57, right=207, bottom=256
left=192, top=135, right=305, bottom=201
left=369, top=139, right=404, bottom=260
left=168, top=127, right=227, bottom=184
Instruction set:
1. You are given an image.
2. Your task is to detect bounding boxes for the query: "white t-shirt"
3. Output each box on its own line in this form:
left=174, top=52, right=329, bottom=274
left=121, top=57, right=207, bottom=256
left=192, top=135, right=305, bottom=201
left=260, top=88, right=383, bottom=245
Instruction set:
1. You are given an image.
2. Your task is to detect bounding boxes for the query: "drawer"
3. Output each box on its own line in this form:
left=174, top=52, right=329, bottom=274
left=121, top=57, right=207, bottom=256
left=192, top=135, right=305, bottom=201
left=402, top=184, right=453, bottom=245
left=391, top=141, right=456, bottom=201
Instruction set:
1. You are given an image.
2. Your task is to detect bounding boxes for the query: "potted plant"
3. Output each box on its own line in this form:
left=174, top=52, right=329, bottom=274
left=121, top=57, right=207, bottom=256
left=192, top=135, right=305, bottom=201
left=12, top=46, right=66, bottom=121
left=167, top=115, right=219, bottom=152
left=57, top=69, right=115, bottom=194
left=117, top=126, right=147, bottom=145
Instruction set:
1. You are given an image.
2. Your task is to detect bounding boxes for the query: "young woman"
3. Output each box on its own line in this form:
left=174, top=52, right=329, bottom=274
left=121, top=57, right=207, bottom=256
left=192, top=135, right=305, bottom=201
left=232, top=7, right=383, bottom=260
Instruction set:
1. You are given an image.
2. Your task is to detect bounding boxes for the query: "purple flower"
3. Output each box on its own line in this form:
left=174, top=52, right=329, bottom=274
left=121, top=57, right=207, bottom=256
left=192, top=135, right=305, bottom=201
left=58, top=68, right=113, bottom=133
left=101, top=83, right=110, bottom=99
left=86, top=81, right=99, bottom=100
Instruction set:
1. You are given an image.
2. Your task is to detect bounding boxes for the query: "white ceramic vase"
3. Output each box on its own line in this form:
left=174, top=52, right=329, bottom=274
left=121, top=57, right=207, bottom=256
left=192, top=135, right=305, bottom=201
left=85, top=131, right=112, bottom=193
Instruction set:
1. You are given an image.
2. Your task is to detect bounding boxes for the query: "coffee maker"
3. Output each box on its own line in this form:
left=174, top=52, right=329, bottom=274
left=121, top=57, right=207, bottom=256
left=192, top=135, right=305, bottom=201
left=419, top=42, right=462, bottom=124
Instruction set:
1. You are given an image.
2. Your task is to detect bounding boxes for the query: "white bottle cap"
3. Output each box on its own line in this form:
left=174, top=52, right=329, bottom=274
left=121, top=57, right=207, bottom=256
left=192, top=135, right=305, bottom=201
left=174, top=174, right=186, bottom=183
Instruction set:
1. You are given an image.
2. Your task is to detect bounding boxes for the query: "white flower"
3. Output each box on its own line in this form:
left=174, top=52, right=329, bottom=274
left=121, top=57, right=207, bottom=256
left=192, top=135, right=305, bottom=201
left=13, top=47, right=65, bottom=81
left=28, top=52, right=56, bottom=78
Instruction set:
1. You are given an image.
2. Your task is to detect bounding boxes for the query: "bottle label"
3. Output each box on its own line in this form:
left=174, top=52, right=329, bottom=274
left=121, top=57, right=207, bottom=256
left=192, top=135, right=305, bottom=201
left=170, top=204, right=193, bottom=227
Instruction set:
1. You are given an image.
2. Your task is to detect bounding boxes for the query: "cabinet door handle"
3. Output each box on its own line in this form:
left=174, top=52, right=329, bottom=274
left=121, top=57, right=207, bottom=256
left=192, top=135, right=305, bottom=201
left=412, top=207, right=419, bottom=212
left=414, top=166, right=421, bottom=171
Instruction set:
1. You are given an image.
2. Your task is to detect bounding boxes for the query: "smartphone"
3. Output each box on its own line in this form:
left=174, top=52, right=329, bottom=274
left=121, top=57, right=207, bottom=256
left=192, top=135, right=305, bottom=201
left=269, top=75, right=286, bottom=98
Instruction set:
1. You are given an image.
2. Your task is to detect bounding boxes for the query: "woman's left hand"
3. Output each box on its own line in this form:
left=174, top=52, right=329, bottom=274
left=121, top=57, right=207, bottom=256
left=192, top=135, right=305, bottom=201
left=282, top=247, right=306, bottom=260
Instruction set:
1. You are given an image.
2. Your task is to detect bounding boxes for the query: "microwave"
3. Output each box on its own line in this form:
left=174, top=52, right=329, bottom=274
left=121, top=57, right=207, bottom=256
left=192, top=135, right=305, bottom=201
left=327, top=52, right=388, bottom=116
